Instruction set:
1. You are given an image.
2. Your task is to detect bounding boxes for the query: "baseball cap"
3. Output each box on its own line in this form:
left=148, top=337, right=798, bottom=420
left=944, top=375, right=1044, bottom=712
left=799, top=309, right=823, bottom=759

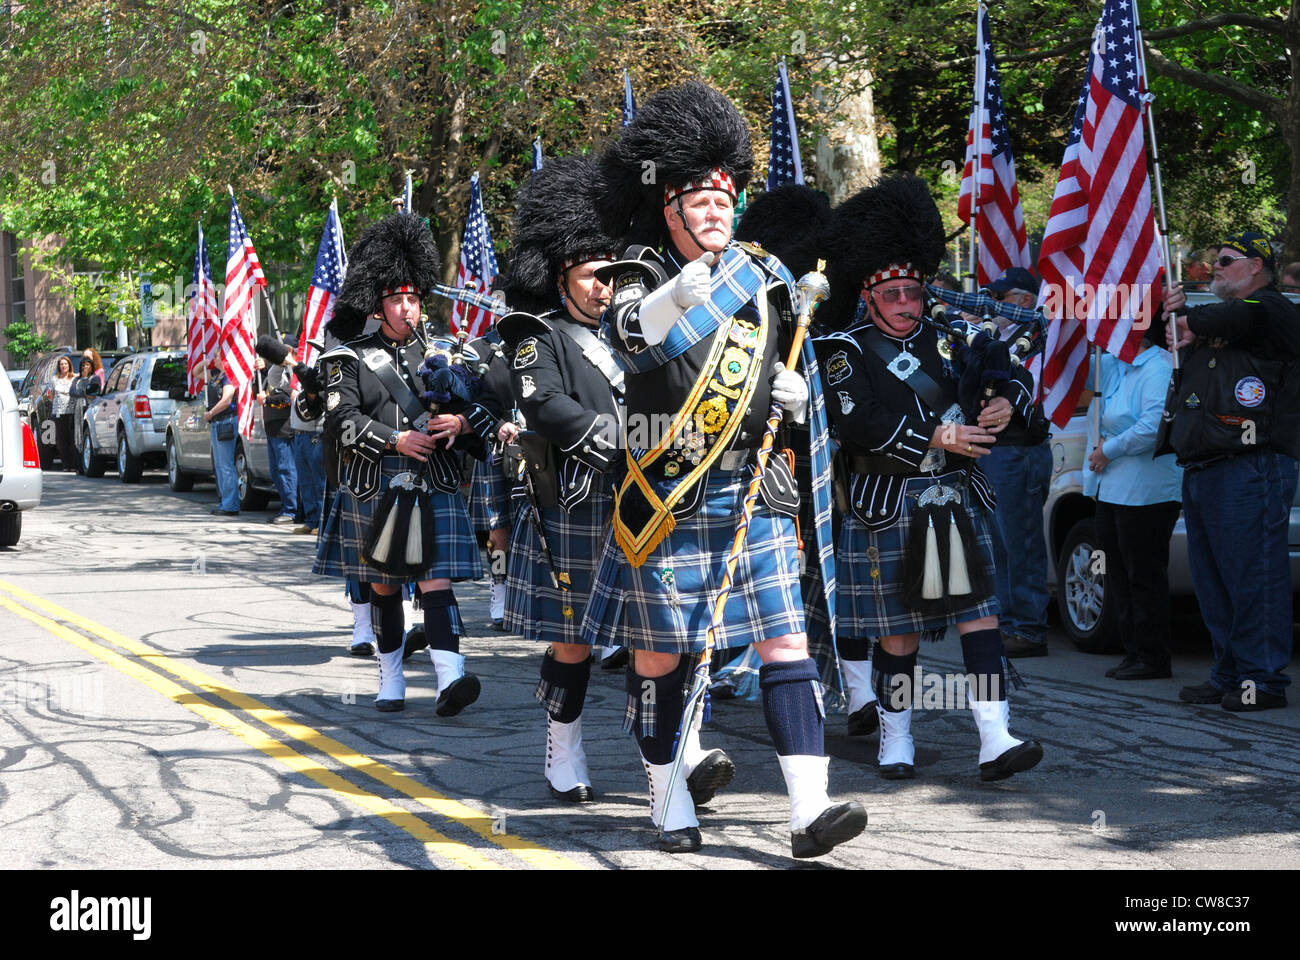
left=1220, top=232, right=1277, bottom=272
left=985, top=266, right=1040, bottom=296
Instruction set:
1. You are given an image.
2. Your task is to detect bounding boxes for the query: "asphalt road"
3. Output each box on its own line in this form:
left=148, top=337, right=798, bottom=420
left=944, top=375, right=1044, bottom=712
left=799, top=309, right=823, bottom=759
left=3, top=466, right=1299, bottom=871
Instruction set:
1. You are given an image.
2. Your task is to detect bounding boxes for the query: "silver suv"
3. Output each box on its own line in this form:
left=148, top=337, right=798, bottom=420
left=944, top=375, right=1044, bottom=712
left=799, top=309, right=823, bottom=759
left=164, top=386, right=278, bottom=511
left=80, top=350, right=187, bottom=481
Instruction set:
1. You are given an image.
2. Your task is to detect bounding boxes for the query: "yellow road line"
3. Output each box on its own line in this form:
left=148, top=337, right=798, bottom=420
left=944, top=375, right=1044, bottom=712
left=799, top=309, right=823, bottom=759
left=0, top=593, right=500, bottom=870
left=0, top=578, right=582, bottom=870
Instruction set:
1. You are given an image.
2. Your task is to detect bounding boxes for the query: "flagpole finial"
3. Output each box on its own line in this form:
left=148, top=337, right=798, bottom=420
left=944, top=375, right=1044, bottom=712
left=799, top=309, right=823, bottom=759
left=226, top=184, right=235, bottom=197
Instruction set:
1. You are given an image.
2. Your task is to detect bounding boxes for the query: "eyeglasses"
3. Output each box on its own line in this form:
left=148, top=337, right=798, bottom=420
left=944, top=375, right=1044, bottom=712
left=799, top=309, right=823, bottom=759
left=1216, top=255, right=1249, bottom=268
left=873, top=283, right=924, bottom=304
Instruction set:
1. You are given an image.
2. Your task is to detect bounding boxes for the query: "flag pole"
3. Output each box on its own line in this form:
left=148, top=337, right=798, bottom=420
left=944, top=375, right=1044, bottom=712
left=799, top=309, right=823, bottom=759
left=1133, top=4, right=1177, bottom=368
left=966, top=2, right=986, bottom=291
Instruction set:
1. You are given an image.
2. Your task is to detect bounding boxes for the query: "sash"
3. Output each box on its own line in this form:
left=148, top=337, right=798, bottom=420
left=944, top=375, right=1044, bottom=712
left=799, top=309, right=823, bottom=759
left=612, top=294, right=770, bottom=567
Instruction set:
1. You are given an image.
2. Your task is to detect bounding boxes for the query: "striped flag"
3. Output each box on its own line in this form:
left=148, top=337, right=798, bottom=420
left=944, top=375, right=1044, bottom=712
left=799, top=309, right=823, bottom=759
left=222, top=193, right=263, bottom=438
left=958, top=4, right=1031, bottom=287
left=186, top=223, right=219, bottom=394
left=767, top=60, right=804, bottom=189
left=622, top=69, right=636, bottom=127
left=1037, top=0, right=1163, bottom=426
left=532, top=136, right=544, bottom=172
left=298, top=199, right=347, bottom=369
left=449, top=172, right=499, bottom=340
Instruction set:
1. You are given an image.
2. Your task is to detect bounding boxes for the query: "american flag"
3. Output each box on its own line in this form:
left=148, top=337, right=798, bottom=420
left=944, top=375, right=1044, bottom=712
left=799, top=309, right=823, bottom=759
left=298, top=199, right=347, bottom=369
left=767, top=60, right=804, bottom=189
left=222, top=193, right=263, bottom=438
left=532, top=136, right=544, bottom=173
left=622, top=69, right=636, bottom=127
left=449, top=172, right=499, bottom=339
left=958, top=4, right=1031, bottom=287
left=186, top=222, right=219, bottom=395
left=1037, top=0, right=1162, bottom=426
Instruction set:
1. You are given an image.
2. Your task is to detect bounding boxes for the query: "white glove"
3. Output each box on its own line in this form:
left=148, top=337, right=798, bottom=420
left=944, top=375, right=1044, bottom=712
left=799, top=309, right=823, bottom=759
left=770, top=361, right=808, bottom=424
left=636, top=252, right=716, bottom=347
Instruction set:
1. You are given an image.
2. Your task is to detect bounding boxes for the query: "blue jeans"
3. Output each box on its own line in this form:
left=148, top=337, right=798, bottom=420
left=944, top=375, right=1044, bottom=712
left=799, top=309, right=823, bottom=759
left=266, top=434, right=298, bottom=518
left=982, top=441, right=1052, bottom=642
left=292, top=430, right=326, bottom=526
left=210, top=419, right=240, bottom=512
left=1183, top=450, right=1298, bottom=697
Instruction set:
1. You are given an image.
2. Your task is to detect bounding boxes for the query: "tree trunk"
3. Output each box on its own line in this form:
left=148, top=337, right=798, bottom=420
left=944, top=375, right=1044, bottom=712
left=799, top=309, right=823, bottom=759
left=1282, top=1, right=1300, bottom=264
left=810, top=58, right=881, bottom=204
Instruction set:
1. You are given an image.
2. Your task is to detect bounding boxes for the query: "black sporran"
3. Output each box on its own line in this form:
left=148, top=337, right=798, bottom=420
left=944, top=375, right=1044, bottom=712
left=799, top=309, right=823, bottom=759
left=363, top=474, right=436, bottom=578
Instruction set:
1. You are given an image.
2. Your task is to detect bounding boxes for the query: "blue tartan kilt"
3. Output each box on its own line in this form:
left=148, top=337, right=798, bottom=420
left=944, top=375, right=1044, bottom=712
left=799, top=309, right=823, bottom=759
left=468, top=455, right=513, bottom=533
left=837, top=473, right=999, bottom=637
left=311, top=455, right=483, bottom=586
left=504, top=477, right=614, bottom=645
left=580, top=466, right=805, bottom=654
left=312, top=485, right=348, bottom=579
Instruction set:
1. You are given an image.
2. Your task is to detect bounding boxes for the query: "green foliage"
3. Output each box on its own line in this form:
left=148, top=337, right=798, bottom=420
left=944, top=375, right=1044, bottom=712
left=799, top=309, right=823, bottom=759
left=1, top=321, right=56, bottom=366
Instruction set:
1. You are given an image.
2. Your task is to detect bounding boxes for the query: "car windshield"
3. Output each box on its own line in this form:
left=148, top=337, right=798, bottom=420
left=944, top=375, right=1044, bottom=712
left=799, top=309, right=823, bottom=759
left=150, top=358, right=187, bottom=392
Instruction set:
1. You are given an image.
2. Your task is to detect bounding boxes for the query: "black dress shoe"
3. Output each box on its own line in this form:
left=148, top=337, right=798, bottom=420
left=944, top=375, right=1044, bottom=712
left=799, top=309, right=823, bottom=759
left=349, top=640, right=375, bottom=657
left=435, top=674, right=481, bottom=717
left=209, top=508, right=239, bottom=516
left=1179, top=681, right=1225, bottom=704
left=491, top=618, right=508, bottom=632
left=601, top=647, right=629, bottom=671
left=403, top=627, right=427, bottom=661
left=656, top=827, right=702, bottom=854
left=375, top=698, right=405, bottom=713
left=1106, top=655, right=1139, bottom=678
left=847, top=703, right=880, bottom=737
left=549, top=783, right=595, bottom=803
left=1002, top=634, right=1048, bottom=658
left=1221, top=687, right=1287, bottom=712
left=792, top=802, right=869, bottom=859
left=686, top=749, right=735, bottom=807
left=879, top=762, right=916, bottom=781
left=1112, top=660, right=1172, bottom=680
left=979, top=740, right=1044, bottom=782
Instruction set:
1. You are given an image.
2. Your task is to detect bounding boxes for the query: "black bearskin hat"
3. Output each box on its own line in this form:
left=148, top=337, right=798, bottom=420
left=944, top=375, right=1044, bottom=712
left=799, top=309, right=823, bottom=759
left=735, top=184, right=831, bottom=280
left=818, top=173, right=946, bottom=330
left=596, top=80, right=753, bottom=248
left=509, top=154, right=621, bottom=311
left=327, top=212, right=441, bottom=341
left=254, top=334, right=289, bottom=365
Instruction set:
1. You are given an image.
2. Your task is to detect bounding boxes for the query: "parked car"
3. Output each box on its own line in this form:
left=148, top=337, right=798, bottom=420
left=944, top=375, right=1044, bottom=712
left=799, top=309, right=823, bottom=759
left=164, top=381, right=279, bottom=510
left=17, top=347, right=132, bottom=469
left=78, top=349, right=191, bottom=482
left=1044, top=289, right=1300, bottom=652
left=7, top=368, right=26, bottom=393
left=0, top=359, right=43, bottom=547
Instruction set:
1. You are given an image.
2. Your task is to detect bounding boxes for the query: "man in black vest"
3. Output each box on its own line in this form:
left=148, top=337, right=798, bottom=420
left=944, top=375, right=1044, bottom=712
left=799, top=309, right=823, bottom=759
left=1162, top=231, right=1300, bottom=711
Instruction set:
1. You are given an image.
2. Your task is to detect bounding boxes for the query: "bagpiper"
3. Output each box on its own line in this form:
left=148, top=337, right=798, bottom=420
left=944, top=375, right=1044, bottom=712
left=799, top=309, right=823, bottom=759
left=312, top=212, right=494, bottom=716
left=581, top=81, right=867, bottom=857
left=812, top=174, right=1044, bottom=781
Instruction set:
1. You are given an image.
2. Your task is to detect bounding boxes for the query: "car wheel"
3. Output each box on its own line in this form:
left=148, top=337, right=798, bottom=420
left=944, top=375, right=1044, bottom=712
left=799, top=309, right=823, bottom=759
left=82, top=430, right=106, bottom=478
left=1056, top=517, right=1120, bottom=653
left=167, top=436, right=194, bottom=492
left=0, top=511, right=19, bottom=548
left=117, top=429, right=144, bottom=483
left=235, top=446, right=269, bottom=511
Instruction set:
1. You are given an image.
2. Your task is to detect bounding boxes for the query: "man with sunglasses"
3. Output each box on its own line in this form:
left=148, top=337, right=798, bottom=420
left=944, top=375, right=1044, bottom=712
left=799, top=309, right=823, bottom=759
left=1161, top=232, right=1300, bottom=712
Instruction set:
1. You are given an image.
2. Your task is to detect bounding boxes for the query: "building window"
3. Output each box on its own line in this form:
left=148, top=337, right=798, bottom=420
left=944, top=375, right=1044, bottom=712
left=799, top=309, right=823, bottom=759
left=7, top=233, right=24, bottom=325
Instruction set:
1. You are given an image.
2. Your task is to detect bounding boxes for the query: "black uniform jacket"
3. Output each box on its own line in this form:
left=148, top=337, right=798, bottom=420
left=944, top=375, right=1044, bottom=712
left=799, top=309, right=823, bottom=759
left=323, top=329, right=486, bottom=501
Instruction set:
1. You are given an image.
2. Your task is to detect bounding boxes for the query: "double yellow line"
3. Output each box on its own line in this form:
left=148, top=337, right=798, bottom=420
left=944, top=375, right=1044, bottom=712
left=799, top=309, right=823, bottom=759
left=0, top=578, right=581, bottom=870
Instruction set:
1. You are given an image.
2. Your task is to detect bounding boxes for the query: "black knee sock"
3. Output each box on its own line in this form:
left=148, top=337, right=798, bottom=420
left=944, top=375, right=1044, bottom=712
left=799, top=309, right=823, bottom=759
left=759, top=658, right=825, bottom=757
left=625, top=658, right=689, bottom=765
left=537, top=649, right=591, bottom=723
left=348, top=580, right=371, bottom=604
left=837, top=634, right=873, bottom=661
left=872, top=642, right=918, bottom=712
left=421, top=589, right=459, bottom=654
left=960, top=628, right=1006, bottom=701
left=371, top=591, right=405, bottom=654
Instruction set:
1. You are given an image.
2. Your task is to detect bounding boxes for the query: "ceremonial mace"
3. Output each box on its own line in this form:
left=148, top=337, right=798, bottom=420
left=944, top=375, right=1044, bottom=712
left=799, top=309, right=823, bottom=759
left=657, top=261, right=831, bottom=838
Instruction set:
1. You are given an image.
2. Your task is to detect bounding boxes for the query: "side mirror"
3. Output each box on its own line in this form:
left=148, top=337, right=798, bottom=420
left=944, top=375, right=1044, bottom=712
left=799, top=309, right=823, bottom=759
left=83, top=378, right=101, bottom=397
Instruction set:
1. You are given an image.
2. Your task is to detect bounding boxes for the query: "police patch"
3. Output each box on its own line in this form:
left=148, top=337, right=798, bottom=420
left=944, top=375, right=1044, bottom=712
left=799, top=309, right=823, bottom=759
left=514, top=338, right=538, bottom=369
left=520, top=375, right=536, bottom=398
left=826, top=350, right=852, bottom=386
left=327, top=391, right=341, bottom=411
left=837, top=390, right=856, bottom=415
left=1235, top=376, right=1265, bottom=408
left=326, top=359, right=344, bottom=387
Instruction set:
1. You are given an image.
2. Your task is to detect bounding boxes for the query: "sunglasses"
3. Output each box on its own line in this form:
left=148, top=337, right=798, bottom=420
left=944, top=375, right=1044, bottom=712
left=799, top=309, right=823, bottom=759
left=1216, top=254, right=1250, bottom=268
left=873, top=283, right=924, bottom=304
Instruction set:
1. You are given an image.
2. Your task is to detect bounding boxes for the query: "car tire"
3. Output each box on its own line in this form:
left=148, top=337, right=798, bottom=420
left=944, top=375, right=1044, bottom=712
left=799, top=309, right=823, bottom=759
left=82, top=430, right=106, bottom=478
left=1056, top=517, right=1120, bottom=653
left=235, top=445, right=269, bottom=511
left=0, top=511, right=20, bottom=547
left=117, top=429, right=144, bottom=483
left=167, top=435, right=194, bottom=492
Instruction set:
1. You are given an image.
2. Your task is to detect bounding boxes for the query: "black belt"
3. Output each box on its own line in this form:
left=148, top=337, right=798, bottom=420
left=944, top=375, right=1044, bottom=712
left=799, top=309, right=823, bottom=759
left=848, top=453, right=920, bottom=476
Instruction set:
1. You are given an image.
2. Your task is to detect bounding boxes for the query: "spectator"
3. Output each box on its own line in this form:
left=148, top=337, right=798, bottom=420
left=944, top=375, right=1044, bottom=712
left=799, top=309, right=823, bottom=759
left=202, top=355, right=240, bottom=516
left=1162, top=231, right=1300, bottom=711
left=981, top=266, right=1054, bottom=658
left=1083, top=323, right=1183, bottom=680
left=290, top=338, right=326, bottom=536
left=1183, top=258, right=1212, bottom=287
left=1281, top=261, right=1300, bottom=290
left=255, top=346, right=298, bottom=525
left=81, top=347, right=106, bottom=387
left=50, top=355, right=77, bottom=471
